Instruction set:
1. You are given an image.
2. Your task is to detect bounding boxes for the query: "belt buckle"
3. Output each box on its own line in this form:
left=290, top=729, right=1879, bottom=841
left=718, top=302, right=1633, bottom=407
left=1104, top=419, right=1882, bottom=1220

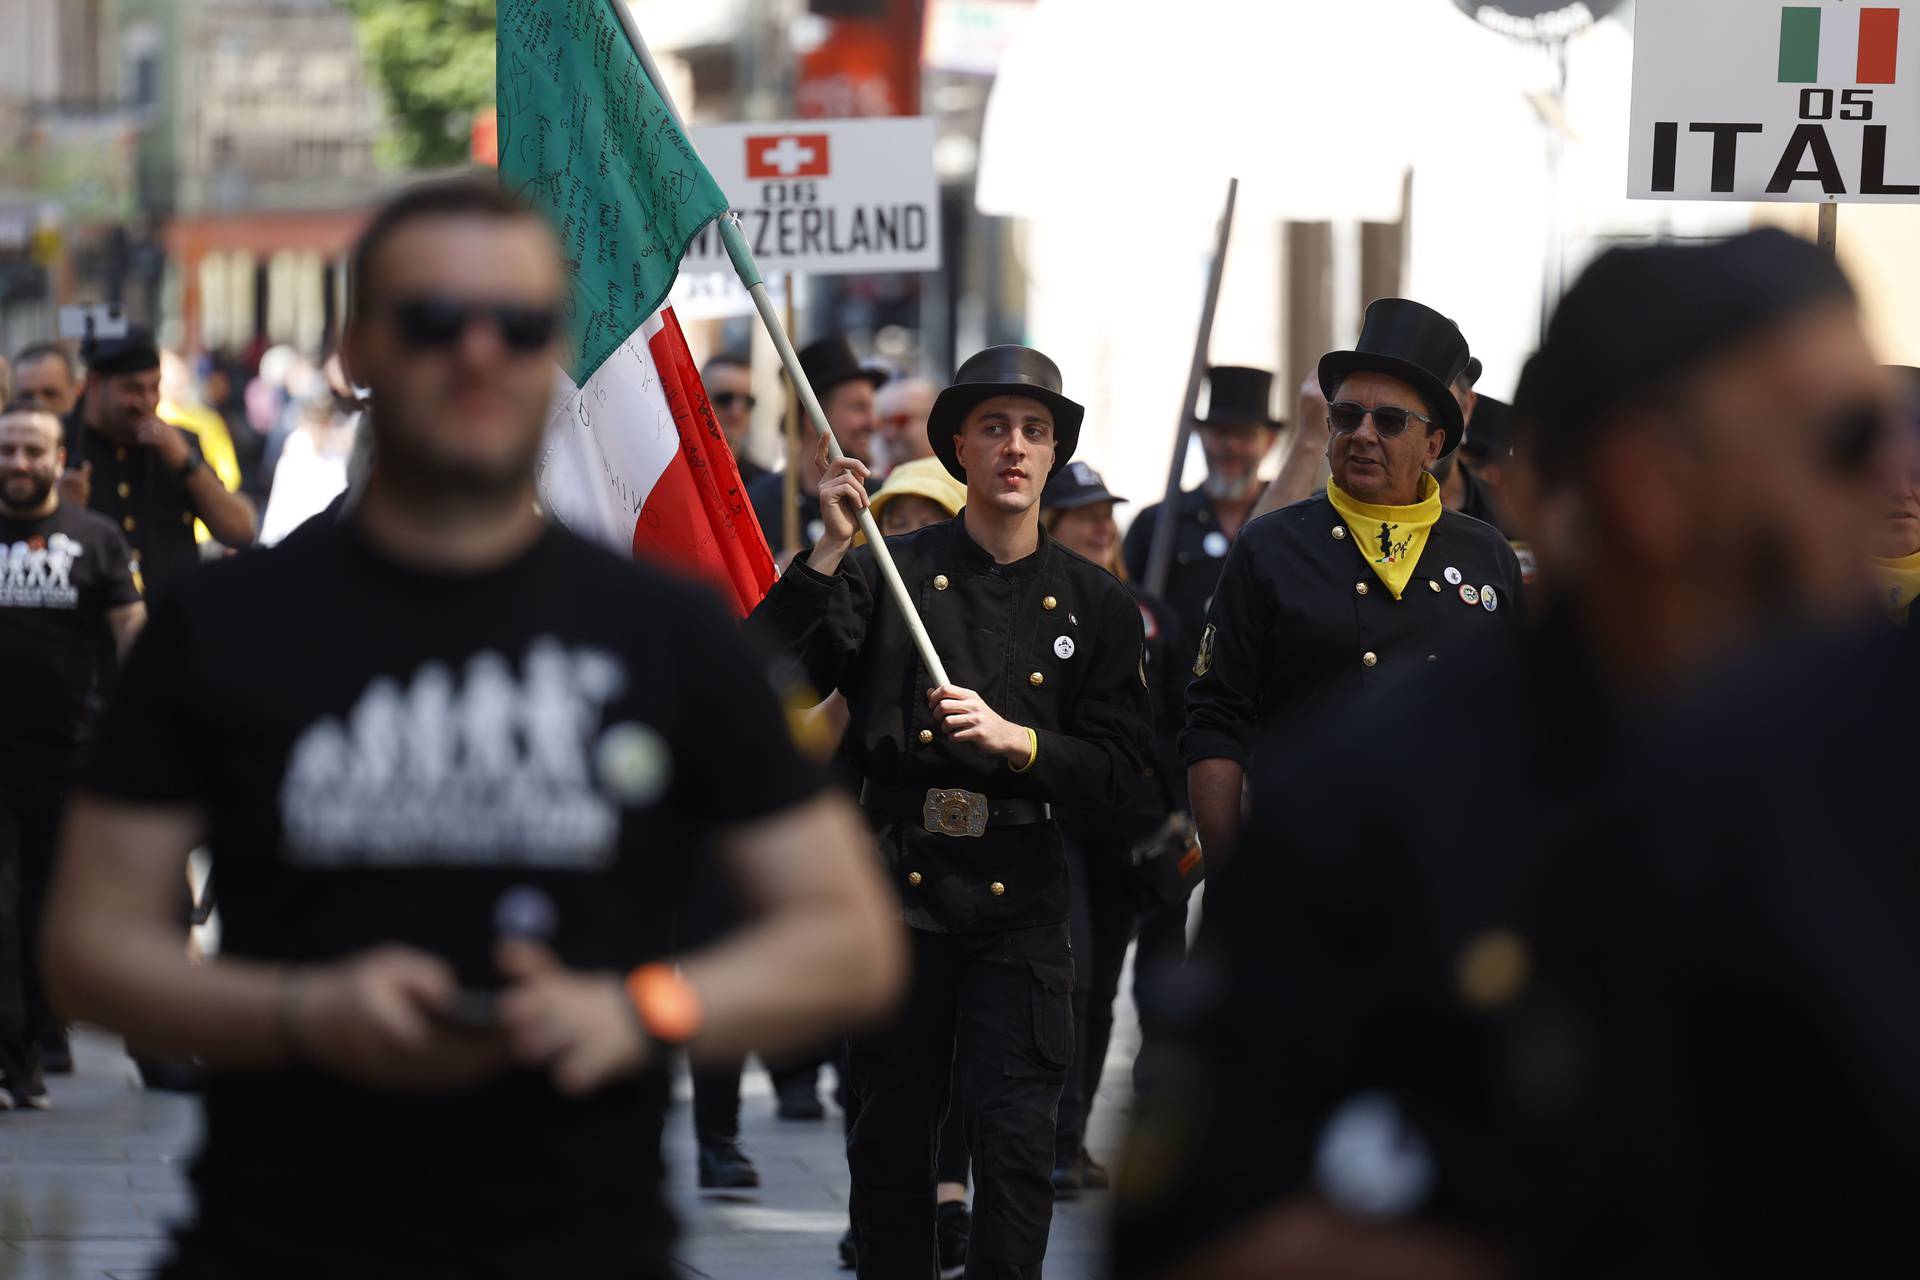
left=923, top=787, right=988, bottom=838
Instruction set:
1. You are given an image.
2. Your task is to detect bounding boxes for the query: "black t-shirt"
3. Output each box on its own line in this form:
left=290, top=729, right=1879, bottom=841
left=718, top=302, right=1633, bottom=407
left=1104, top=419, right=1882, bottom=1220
left=83, top=520, right=820, bottom=1279
left=0, top=502, right=139, bottom=752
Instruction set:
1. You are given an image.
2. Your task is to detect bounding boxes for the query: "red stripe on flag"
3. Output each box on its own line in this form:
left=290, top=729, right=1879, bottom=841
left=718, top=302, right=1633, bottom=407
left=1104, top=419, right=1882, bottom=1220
left=634, top=308, right=777, bottom=617
left=1860, top=8, right=1900, bottom=84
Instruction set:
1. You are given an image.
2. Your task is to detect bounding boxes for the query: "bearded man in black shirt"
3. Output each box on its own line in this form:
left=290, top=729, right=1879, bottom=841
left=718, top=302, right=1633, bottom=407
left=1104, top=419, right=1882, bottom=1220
left=0, top=407, right=144, bottom=1108
left=42, top=177, right=905, bottom=1280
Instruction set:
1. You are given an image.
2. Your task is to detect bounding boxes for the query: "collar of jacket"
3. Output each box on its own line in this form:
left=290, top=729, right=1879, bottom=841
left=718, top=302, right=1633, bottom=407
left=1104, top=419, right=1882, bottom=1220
left=946, top=509, right=1051, bottom=582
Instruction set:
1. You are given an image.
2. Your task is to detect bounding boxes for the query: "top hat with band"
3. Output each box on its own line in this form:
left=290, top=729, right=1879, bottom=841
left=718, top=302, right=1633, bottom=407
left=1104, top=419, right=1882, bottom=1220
left=926, top=345, right=1085, bottom=481
left=1318, top=299, right=1472, bottom=458
left=1199, top=366, right=1280, bottom=428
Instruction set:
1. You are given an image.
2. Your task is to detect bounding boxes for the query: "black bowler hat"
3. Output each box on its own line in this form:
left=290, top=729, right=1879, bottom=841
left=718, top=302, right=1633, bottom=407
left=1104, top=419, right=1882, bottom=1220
left=1462, top=394, right=1513, bottom=461
left=82, top=327, right=160, bottom=378
left=1199, top=366, right=1280, bottom=428
left=1042, top=460, right=1126, bottom=511
left=927, top=345, right=1085, bottom=481
left=1318, top=299, right=1472, bottom=458
left=795, top=336, right=888, bottom=400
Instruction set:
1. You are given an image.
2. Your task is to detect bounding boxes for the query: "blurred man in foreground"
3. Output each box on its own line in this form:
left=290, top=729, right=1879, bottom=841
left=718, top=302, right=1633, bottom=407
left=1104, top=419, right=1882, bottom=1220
left=1114, top=229, right=1892, bottom=1279
left=44, top=177, right=904, bottom=1280
left=0, top=408, right=143, bottom=1107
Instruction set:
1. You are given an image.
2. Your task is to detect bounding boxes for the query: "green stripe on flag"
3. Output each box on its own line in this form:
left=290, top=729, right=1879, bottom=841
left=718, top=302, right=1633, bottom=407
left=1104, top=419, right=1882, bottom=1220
left=1779, top=6, right=1822, bottom=83
left=498, top=0, right=731, bottom=384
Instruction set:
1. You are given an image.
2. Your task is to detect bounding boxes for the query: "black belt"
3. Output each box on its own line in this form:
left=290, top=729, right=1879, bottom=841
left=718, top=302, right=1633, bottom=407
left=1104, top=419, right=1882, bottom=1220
left=859, top=781, right=1051, bottom=838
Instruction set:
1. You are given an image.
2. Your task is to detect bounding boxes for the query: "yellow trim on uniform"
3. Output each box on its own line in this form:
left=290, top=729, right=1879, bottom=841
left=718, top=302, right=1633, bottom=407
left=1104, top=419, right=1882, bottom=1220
left=1327, top=473, right=1442, bottom=601
left=1871, top=546, right=1920, bottom=624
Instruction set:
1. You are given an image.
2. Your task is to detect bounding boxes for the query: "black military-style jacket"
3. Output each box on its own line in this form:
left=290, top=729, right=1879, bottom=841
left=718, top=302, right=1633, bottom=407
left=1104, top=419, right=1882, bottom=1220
left=1122, top=486, right=1238, bottom=644
left=749, top=515, right=1153, bottom=933
left=62, top=411, right=209, bottom=600
left=1181, top=490, right=1525, bottom=768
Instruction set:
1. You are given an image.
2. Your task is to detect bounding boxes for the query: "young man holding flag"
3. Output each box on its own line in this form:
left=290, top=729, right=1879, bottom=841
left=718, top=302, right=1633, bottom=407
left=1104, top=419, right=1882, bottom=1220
left=751, top=346, right=1153, bottom=1278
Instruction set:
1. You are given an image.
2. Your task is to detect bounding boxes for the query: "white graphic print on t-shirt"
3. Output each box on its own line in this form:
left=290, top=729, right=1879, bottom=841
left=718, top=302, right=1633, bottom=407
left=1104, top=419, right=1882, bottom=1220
left=0, top=533, right=82, bottom=608
left=279, top=637, right=669, bottom=868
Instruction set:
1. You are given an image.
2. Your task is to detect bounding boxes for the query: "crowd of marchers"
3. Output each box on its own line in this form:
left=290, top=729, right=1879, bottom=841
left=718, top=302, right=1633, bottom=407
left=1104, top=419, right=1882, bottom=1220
left=2, top=175, right=1919, bottom=1280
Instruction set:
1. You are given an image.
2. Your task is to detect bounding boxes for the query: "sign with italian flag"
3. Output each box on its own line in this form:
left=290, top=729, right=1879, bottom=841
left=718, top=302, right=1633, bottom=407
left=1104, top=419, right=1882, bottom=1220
left=1630, top=0, right=1920, bottom=202
left=497, top=0, right=774, bottom=614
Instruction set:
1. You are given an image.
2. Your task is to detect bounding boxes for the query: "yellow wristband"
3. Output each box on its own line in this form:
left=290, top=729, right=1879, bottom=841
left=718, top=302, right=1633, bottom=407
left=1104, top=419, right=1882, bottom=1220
left=1010, top=726, right=1038, bottom=773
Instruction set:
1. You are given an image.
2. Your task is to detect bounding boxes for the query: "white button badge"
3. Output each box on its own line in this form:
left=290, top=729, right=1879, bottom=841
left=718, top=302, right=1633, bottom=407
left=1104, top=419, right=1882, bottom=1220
left=1053, top=635, right=1076, bottom=660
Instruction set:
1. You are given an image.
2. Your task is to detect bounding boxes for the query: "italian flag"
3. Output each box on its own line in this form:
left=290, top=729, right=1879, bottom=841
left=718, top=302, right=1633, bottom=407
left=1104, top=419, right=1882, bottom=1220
left=497, top=0, right=774, bottom=616
left=1778, top=5, right=1901, bottom=84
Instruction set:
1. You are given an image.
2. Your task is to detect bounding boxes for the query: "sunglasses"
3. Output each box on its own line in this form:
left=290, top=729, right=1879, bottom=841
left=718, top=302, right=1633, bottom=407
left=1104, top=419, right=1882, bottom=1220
left=384, top=296, right=559, bottom=354
left=710, top=391, right=757, bottom=411
left=1327, top=400, right=1435, bottom=438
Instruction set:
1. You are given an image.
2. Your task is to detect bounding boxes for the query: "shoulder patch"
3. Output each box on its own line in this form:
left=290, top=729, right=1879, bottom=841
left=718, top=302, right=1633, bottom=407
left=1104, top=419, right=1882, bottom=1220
left=1194, top=623, right=1216, bottom=678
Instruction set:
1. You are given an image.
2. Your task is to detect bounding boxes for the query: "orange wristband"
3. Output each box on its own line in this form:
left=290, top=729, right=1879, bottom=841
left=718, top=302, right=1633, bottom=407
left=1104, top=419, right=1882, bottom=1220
left=626, top=963, right=703, bottom=1046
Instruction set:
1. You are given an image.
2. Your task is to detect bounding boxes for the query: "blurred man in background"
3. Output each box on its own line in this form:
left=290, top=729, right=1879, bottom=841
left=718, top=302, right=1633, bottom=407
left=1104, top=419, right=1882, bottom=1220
left=11, top=344, right=80, bottom=418
left=0, top=407, right=143, bottom=1108
left=60, top=330, right=256, bottom=598
left=747, top=337, right=885, bottom=555
left=44, top=176, right=903, bottom=1280
left=1872, top=366, right=1920, bottom=624
left=1123, top=366, right=1282, bottom=641
left=1115, top=228, right=1891, bottom=1280
left=876, top=375, right=938, bottom=475
left=703, top=352, right=767, bottom=487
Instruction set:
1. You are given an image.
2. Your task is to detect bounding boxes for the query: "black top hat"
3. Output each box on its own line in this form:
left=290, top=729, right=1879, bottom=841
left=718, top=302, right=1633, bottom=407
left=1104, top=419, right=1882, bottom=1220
left=1318, top=299, right=1471, bottom=458
left=796, top=337, right=888, bottom=400
left=1042, top=460, right=1126, bottom=511
left=82, top=327, right=160, bottom=378
left=1462, top=394, right=1513, bottom=461
left=1460, top=356, right=1484, bottom=388
left=927, top=345, right=1085, bottom=481
left=1199, top=366, right=1280, bottom=428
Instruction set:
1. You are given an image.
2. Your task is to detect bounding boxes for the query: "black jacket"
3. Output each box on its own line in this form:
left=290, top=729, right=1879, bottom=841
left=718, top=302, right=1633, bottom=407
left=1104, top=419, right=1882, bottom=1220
left=1181, top=491, right=1525, bottom=768
left=1122, top=486, right=1238, bottom=643
left=748, top=516, right=1153, bottom=932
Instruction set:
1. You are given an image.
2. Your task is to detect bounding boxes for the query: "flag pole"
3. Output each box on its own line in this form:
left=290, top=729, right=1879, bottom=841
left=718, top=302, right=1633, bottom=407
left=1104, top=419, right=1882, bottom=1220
left=1142, top=178, right=1238, bottom=599
left=613, top=3, right=952, bottom=687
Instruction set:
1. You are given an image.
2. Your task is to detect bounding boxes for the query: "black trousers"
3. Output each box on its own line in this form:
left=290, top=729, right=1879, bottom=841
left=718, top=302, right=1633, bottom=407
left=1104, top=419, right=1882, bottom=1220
left=1055, top=840, right=1138, bottom=1164
left=1130, top=895, right=1189, bottom=1096
left=848, top=923, right=1072, bottom=1280
left=0, top=757, right=68, bottom=1083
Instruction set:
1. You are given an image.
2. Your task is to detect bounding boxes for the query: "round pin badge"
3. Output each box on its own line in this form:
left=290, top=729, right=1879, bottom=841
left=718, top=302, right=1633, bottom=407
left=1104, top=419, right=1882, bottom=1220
left=596, top=722, right=672, bottom=806
left=1053, top=635, right=1076, bottom=660
left=1444, top=566, right=1463, bottom=585
left=1459, top=584, right=1480, bottom=606
left=1481, top=585, right=1499, bottom=613
left=1202, top=530, right=1230, bottom=558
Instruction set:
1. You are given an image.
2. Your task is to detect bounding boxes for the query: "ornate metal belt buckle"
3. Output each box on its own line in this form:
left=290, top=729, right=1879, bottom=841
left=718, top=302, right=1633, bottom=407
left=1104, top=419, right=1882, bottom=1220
left=923, top=787, right=989, bottom=838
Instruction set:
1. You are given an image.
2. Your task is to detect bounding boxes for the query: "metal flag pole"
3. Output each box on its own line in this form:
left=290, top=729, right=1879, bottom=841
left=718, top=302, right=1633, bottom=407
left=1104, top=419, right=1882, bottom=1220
left=1142, top=178, right=1239, bottom=599
left=614, top=2, right=952, bottom=687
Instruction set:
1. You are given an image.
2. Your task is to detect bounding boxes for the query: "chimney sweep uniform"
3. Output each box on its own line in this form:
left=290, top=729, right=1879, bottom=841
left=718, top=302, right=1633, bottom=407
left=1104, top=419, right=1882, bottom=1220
left=750, top=346, right=1152, bottom=1279
left=1182, top=301, right=1526, bottom=777
left=1122, top=365, right=1281, bottom=641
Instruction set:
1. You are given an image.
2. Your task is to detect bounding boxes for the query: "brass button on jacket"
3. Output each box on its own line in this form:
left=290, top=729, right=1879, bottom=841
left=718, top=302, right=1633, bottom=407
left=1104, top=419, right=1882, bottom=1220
left=1362, top=651, right=1379, bottom=668
left=1355, top=581, right=1370, bottom=596
left=989, top=881, right=1006, bottom=896
left=917, top=729, right=934, bottom=745
left=933, top=574, right=950, bottom=590
left=1029, top=671, right=1045, bottom=687
left=907, top=872, right=923, bottom=886
left=1043, top=595, right=1058, bottom=611
left=1331, top=525, right=1346, bottom=540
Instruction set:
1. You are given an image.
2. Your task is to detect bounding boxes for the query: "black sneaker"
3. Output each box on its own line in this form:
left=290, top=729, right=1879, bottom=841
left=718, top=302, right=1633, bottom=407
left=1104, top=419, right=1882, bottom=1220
left=1079, top=1147, right=1110, bottom=1190
left=837, top=1225, right=857, bottom=1270
left=936, top=1200, right=970, bottom=1279
left=775, top=1080, right=826, bottom=1121
left=697, top=1138, right=760, bottom=1189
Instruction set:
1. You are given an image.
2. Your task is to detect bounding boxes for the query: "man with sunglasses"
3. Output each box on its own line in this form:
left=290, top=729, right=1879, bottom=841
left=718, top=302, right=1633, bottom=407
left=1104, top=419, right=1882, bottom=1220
left=1182, top=300, right=1525, bottom=865
left=60, top=329, right=257, bottom=599
left=43, top=177, right=906, bottom=1280
left=1116, top=229, right=1902, bottom=1279
left=748, top=336, right=886, bottom=556
left=704, top=352, right=768, bottom=487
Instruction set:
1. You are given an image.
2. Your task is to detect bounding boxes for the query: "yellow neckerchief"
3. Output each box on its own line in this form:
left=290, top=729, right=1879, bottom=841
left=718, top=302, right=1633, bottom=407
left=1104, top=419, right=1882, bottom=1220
left=1871, top=546, right=1920, bottom=625
left=1327, top=473, right=1442, bottom=600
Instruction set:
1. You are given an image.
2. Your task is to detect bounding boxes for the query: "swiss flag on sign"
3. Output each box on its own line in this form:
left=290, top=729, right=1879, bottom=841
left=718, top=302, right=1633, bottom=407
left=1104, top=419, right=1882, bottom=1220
left=745, top=133, right=832, bottom=179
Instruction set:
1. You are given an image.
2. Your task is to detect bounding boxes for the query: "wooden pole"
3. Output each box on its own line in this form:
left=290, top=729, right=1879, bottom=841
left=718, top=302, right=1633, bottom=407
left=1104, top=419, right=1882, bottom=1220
left=1817, top=201, right=1838, bottom=257
left=1143, top=179, right=1239, bottom=599
left=781, top=277, right=801, bottom=556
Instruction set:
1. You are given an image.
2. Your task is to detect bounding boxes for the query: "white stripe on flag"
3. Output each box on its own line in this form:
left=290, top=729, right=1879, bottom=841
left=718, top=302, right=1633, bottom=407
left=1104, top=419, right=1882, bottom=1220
left=536, top=313, right=680, bottom=553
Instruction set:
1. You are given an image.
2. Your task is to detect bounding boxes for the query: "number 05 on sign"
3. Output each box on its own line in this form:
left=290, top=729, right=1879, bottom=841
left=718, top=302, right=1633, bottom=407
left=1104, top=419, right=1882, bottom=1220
left=1630, top=1, right=1920, bottom=202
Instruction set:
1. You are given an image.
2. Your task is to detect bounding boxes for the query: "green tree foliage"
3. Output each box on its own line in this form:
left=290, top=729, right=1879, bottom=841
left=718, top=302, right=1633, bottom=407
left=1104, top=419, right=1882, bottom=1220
left=344, top=0, right=496, bottom=170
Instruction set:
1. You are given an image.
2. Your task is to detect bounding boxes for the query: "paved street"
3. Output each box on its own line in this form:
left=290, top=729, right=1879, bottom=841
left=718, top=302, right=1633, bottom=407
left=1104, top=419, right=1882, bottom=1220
left=0, top=978, right=1141, bottom=1280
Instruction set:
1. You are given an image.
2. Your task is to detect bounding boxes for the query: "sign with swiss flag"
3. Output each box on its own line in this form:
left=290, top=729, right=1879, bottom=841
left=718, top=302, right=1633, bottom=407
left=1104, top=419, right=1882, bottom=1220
left=745, top=132, right=832, bottom=179
left=682, top=117, right=942, bottom=277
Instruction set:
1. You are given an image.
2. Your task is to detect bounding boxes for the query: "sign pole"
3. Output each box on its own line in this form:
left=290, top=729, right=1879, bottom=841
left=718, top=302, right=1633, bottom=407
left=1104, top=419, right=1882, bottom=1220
left=614, top=4, right=951, bottom=687
left=1143, top=179, right=1238, bottom=599
left=1817, top=201, right=1838, bottom=257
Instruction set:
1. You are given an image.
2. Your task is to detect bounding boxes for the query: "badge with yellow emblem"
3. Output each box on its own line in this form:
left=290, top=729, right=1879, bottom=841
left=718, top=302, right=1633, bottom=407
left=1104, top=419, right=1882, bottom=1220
left=1194, top=624, right=1216, bottom=677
